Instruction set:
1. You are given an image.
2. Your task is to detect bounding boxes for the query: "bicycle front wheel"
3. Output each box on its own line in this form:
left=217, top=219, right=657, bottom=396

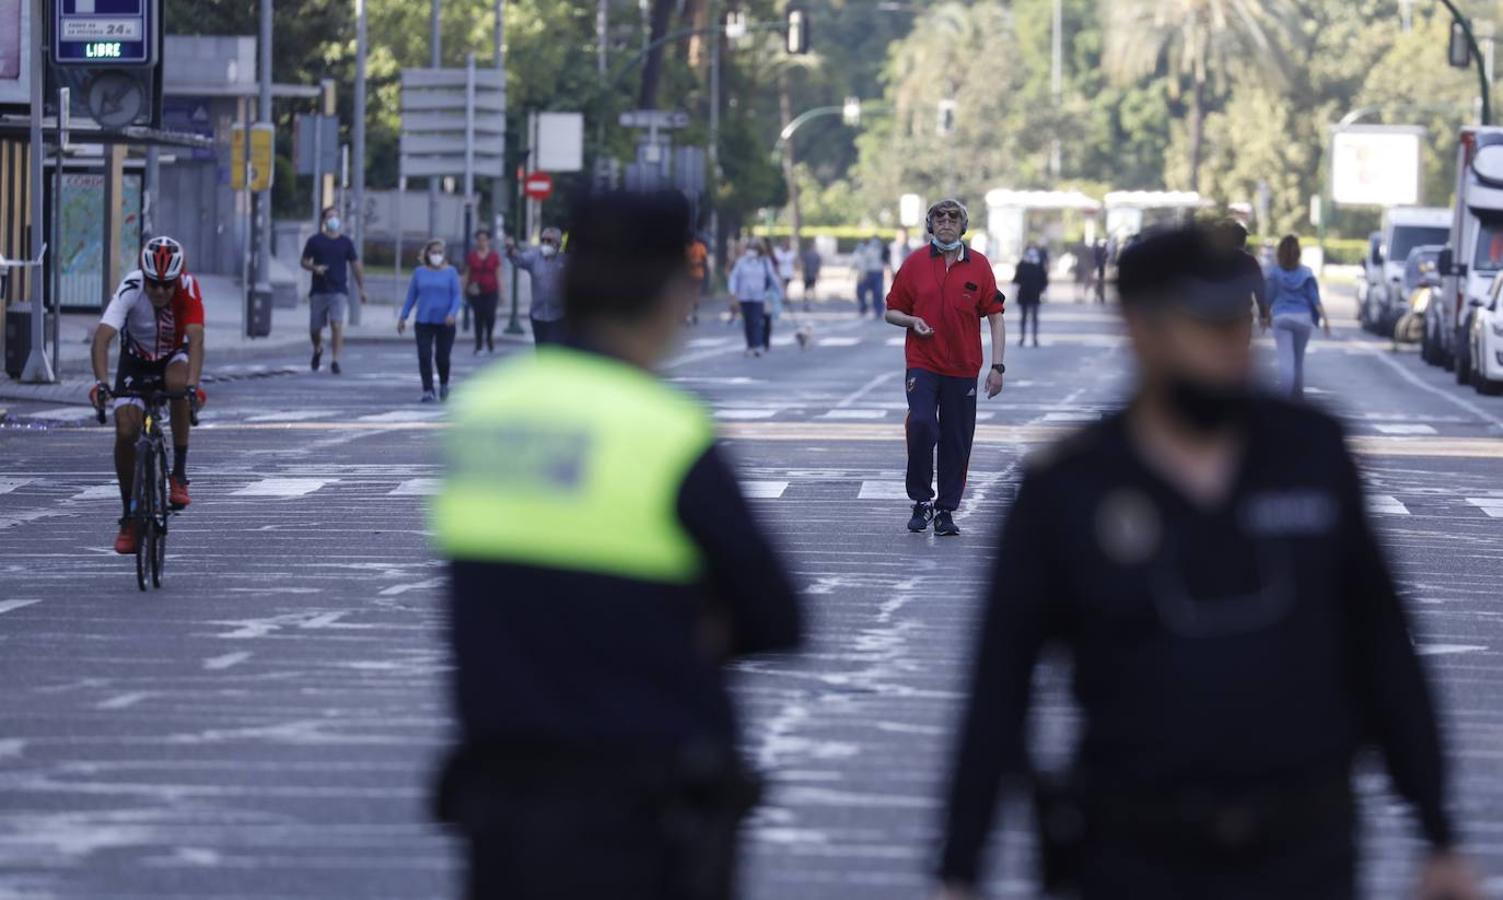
left=132, top=439, right=154, bottom=592
left=152, top=443, right=169, bottom=588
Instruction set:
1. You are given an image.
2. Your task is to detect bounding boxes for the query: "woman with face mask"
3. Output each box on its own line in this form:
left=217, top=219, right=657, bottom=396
left=399, top=239, right=465, bottom=402
left=728, top=240, right=775, bottom=355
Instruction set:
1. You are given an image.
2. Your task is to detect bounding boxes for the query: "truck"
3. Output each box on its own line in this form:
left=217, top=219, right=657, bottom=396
left=1359, top=206, right=1450, bottom=335
left=1428, top=126, right=1503, bottom=380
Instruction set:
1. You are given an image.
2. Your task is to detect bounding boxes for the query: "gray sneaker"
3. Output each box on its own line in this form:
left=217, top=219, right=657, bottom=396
left=907, top=501, right=933, bottom=533
left=934, top=509, right=960, bottom=536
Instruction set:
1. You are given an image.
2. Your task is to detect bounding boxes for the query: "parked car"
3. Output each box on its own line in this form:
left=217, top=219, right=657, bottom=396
left=1361, top=208, right=1451, bottom=336
left=1464, top=270, right=1503, bottom=394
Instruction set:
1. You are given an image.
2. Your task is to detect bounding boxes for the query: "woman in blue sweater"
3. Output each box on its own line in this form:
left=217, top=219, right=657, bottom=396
left=1265, top=234, right=1330, bottom=400
left=399, top=239, right=464, bottom=402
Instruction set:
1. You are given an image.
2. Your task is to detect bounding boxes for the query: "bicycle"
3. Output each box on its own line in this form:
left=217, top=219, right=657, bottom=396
left=95, top=386, right=199, bottom=591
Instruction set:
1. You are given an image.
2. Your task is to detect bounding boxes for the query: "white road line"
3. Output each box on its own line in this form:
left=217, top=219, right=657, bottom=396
left=885, top=336, right=906, bottom=347
left=685, top=337, right=733, bottom=349
left=389, top=478, right=441, bottom=496
left=1373, top=423, right=1439, bottom=435
left=1465, top=498, right=1503, bottom=518
left=0, top=478, right=31, bottom=495
left=1415, top=644, right=1489, bottom=656
left=1367, top=495, right=1411, bottom=516
left=357, top=410, right=446, bottom=423
left=244, top=409, right=339, bottom=423
left=203, top=652, right=252, bottom=671
left=0, top=599, right=43, bottom=615
left=70, top=484, right=120, bottom=501
left=834, top=370, right=902, bottom=409
left=230, top=478, right=336, bottom=498
left=18, top=407, right=93, bottom=421
left=857, top=481, right=910, bottom=500
left=1041, top=411, right=1102, bottom=423
left=97, top=692, right=152, bottom=710
left=1352, top=344, right=1503, bottom=432
left=740, top=481, right=790, bottom=499
left=818, top=337, right=862, bottom=347
left=821, top=409, right=887, bottom=420
left=714, top=408, right=780, bottom=420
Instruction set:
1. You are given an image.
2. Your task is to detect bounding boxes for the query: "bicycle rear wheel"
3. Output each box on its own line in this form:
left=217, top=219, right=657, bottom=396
left=132, top=438, right=154, bottom=592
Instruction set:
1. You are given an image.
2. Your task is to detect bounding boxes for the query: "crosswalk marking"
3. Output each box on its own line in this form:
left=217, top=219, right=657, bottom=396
left=0, top=599, right=42, bottom=616
left=357, top=410, right=446, bottom=423
left=885, top=336, right=906, bottom=347
left=230, top=478, right=336, bottom=498
left=71, top=484, right=120, bottom=501
left=740, top=481, right=790, bottom=499
left=857, top=481, right=909, bottom=500
left=19, top=407, right=93, bottom=421
left=820, top=409, right=887, bottom=420
left=1042, top=411, right=1101, bottom=423
left=389, top=478, right=441, bottom=496
left=1374, top=423, right=1439, bottom=435
left=0, top=478, right=31, bottom=495
left=715, top=408, right=780, bottom=420
left=1367, top=495, right=1411, bottom=516
left=245, top=409, right=339, bottom=423
left=1466, top=498, right=1503, bottom=518
left=818, top=337, right=861, bottom=347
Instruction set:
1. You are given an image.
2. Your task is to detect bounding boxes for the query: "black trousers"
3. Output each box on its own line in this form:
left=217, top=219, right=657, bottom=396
left=904, top=367, right=977, bottom=511
left=471, top=290, right=499, bottom=350
left=414, top=322, right=455, bottom=392
left=1018, top=302, right=1040, bottom=343
left=532, top=317, right=566, bottom=346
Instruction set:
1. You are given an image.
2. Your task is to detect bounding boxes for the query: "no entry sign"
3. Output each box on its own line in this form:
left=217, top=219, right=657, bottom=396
left=523, top=171, right=554, bottom=201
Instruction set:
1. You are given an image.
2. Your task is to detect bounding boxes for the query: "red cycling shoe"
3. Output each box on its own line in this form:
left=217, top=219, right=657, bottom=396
left=169, top=475, right=191, bottom=509
left=114, top=518, right=137, bottom=555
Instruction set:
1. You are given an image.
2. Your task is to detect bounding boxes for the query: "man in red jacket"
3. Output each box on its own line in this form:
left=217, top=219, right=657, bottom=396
left=884, top=198, right=1007, bottom=537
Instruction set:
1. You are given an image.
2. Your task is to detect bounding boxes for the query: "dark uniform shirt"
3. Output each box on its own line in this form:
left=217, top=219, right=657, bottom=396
left=939, top=396, right=1452, bottom=884
left=302, top=232, right=358, bottom=295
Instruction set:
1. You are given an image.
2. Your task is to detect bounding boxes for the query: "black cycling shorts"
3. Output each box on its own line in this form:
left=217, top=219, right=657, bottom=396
left=112, top=348, right=188, bottom=412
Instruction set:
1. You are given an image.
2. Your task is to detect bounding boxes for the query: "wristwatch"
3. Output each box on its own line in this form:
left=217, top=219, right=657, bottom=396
left=991, top=363, right=1006, bottom=374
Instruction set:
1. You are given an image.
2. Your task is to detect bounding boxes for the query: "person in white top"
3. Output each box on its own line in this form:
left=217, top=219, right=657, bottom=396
left=774, top=239, right=797, bottom=298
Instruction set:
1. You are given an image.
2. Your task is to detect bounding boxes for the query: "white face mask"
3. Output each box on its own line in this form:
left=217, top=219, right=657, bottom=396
left=428, top=253, right=444, bottom=266
left=540, top=243, right=558, bottom=259
left=324, top=217, right=341, bottom=234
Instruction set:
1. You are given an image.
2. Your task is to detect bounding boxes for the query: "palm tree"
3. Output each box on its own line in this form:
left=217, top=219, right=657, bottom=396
left=1102, top=0, right=1301, bottom=192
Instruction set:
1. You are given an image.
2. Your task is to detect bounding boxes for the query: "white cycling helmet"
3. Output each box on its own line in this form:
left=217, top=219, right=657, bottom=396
left=141, top=236, right=186, bottom=283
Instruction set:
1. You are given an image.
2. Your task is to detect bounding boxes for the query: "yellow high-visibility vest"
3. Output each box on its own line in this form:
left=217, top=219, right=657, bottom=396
left=432, top=347, right=714, bottom=584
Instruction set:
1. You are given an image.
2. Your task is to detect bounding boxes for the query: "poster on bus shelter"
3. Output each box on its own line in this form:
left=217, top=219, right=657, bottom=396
left=0, top=0, right=27, bottom=105
left=59, top=173, right=141, bottom=310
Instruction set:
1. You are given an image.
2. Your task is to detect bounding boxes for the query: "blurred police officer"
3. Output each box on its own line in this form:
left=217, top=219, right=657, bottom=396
left=933, top=225, right=1481, bottom=900
left=432, top=190, right=802, bottom=900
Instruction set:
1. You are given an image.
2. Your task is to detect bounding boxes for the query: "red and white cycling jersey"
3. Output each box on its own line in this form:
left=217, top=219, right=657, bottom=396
left=100, top=270, right=206, bottom=361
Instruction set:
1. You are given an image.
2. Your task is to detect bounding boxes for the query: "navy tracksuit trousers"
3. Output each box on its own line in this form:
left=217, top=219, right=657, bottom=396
left=904, top=367, right=977, bottom=512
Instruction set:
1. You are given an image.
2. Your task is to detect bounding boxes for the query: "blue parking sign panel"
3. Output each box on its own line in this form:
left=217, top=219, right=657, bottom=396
left=55, top=0, right=153, bottom=66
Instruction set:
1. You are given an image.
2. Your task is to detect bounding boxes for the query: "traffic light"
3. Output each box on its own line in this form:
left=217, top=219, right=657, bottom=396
left=786, top=6, right=810, bottom=54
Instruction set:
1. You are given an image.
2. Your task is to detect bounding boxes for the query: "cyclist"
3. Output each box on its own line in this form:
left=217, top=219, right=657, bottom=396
left=89, top=236, right=206, bottom=555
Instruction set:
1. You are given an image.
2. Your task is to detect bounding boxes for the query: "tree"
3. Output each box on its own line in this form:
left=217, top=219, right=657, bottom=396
left=1101, top=0, right=1302, bottom=192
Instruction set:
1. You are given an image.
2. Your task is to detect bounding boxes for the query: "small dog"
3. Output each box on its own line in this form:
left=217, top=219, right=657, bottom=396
left=794, top=320, right=814, bottom=349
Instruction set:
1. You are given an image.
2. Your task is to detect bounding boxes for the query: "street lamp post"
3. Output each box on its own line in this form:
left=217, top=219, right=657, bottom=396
left=1438, top=0, right=1491, bottom=125
left=351, top=0, right=367, bottom=326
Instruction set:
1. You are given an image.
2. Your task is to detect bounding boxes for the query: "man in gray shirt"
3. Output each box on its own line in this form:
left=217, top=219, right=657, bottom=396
left=506, top=226, right=567, bottom=346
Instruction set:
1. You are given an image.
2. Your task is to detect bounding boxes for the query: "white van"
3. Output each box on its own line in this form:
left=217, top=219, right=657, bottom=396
left=1430, top=126, right=1503, bottom=378
left=1360, top=207, right=1450, bottom=335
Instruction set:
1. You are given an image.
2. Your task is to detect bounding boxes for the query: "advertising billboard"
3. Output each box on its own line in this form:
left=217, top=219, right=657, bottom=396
left=0, top=0, right=29, bottom=106
left=1331, top=125, right=1425, bottom=207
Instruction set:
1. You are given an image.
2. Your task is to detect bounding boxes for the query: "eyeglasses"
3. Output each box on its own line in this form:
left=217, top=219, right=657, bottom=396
left=143, top=278, right=177, bottom=292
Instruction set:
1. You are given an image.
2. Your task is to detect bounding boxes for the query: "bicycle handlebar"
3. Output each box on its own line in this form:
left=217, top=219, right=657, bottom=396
left=94, top=388, right=201, bottom=426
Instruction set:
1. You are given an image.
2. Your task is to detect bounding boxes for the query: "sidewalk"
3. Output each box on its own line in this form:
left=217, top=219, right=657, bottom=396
left=0, top=272, right=540, bottom=405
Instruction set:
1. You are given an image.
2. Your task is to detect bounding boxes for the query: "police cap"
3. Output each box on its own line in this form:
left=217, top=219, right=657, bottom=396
left=1116, top=224, right=1258, bottom=323
left=565, top=189, right=693, bottom=324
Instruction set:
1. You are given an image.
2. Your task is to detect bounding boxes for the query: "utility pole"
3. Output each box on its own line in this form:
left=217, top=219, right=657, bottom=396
left=1049, top=0, right=1062, bottom=179
left=352, top=0, right=368, bottom=325
left=707, top=0, right=721, bottom=273
left=597, top=0, right=609, bottom=77
left=21, top=0, right=54, bottom=382
left=497, top=0, right=522, bottom=335
left=429, top=0, right=442, bottom=242
left=251, top=0, right=274, bottom=332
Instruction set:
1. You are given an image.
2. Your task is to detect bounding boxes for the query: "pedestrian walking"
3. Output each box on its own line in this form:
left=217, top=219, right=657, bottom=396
left=300, top=206, right=369, bottom=375
left=397, top=239, right=463, bottom=403
left=856, top=235, right=886, bottom=318
left=799, top=241, right=822, bottom=312
left=1012, top=245, right=1047, bottom=348
left=933, top=224, right=1481, bottom=900
left=883, top=198, right=1006, bottom=537
left=1093, top=238, right=1109, bottom=303
left=463, top=229, right=503, bottom=354
left=728, top=240, right=778, bottom=356
left=760, top=239, right=785, bottom=352
left=431, top=189, right=802, bottom=900
left=774, top=238, right=797, bottom=299
left=1266, top=234, right=1329, bottom=400
left=506, top=226, right=567, bottom=346
left=686, top=233, right=710, bottom=325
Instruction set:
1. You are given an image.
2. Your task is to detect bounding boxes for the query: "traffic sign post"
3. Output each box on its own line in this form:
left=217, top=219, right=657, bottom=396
left=523, top=171, right=553, bottom=201
left=231, top=123, right=275, bottom=193
left=54, top=0, right=155, bottom=66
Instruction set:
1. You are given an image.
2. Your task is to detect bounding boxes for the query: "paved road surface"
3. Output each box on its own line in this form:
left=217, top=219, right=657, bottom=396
left=2, top=287, right=1501, bottom=898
